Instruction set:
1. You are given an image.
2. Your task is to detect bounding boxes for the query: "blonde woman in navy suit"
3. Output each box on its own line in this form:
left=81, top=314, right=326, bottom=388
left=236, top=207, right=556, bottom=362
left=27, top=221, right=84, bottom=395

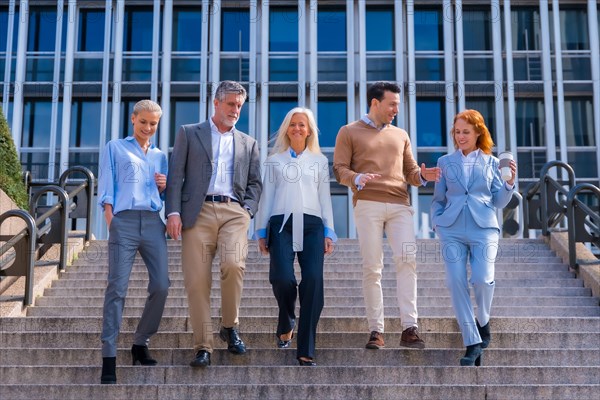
left=255, top=107, right=336, bottom=366
left=431, top=110, right=517, bottom=366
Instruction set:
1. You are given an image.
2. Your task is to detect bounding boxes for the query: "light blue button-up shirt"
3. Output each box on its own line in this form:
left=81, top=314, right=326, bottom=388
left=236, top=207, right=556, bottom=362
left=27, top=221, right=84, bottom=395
left=97, top=136, right=168, bottom=215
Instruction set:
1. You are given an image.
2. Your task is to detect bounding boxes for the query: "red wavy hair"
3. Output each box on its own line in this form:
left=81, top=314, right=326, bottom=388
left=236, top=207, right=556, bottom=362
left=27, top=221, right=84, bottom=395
left=451, top=109, right=494, bottom=155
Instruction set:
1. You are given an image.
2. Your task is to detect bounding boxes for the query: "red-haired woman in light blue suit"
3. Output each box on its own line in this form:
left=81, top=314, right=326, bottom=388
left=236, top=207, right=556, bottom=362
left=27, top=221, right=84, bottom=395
left=431, top=109, right=517, bottom=366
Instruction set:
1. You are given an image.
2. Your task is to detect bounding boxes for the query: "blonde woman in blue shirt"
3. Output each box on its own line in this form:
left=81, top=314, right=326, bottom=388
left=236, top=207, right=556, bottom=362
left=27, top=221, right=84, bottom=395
left=97, top=100, right=169, bottom=384
left=255, top=107, right=336, bottom=366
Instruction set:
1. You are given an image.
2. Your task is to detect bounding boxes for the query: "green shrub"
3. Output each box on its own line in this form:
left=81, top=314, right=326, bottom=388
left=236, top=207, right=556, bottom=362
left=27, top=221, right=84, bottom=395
left=0, top=108, right=28, bottom=210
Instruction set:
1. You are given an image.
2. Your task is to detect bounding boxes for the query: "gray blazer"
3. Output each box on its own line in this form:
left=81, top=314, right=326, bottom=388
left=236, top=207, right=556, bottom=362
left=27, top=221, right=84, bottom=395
left=165, top=120, right=262, bottom=229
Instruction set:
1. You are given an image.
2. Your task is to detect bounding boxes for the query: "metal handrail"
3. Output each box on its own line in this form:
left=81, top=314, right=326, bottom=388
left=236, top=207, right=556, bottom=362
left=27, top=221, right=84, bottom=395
left=58, top=166, right=95, bottom=241
left=566, top=183, right=600, bottom=269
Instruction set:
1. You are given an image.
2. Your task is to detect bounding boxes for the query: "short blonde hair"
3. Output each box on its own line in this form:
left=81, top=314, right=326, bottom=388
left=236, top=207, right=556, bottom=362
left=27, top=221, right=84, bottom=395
left=133, top=99, right=162, bottom=117
left=271, top=107, right=322, bottom=155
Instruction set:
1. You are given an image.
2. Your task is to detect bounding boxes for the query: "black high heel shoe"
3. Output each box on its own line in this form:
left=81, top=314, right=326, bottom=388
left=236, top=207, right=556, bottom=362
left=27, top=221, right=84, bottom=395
left=460, top=344, right=483, bottom=366
left=276, top=331, right=294, bottom=349
left=476, top=320, right=491, bottom=349
left=100, top=357, right=117, bottom=384
left=298, top=357, right=316, bottom=366
left=131, top=344, right=158, bottom=365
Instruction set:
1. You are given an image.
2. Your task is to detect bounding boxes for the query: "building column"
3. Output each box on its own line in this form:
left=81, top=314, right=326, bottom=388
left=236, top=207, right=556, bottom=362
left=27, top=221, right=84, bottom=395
left=539, top=0, right=557, bottom=171
left=159, top=0, right=172, bottom=153
left=59, top=0, right=76, bottom=176
left=11, top=0, right=29, bottom=150
left=588, top=0, right=600, bottom=181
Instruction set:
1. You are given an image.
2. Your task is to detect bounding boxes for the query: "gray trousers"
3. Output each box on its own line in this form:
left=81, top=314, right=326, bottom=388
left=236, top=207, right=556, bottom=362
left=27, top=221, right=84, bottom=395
left=101, top=210, right=170, bottom=358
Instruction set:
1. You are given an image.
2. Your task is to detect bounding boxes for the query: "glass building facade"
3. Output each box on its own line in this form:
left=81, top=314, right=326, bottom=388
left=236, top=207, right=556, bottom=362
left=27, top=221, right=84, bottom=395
left=1, top=0, right=599, bottom=239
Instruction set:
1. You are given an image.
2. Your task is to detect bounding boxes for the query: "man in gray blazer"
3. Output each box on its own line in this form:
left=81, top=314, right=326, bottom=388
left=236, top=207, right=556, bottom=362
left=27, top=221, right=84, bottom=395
left=166, top=81, right=262, bottom=367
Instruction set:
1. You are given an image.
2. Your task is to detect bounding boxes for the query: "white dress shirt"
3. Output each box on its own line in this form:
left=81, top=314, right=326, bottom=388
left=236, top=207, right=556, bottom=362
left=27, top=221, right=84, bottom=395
left=207, top=118, right=237, bottom=200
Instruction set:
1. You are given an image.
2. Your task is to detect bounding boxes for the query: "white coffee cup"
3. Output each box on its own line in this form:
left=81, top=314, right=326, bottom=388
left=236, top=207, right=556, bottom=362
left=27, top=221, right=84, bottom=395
left=498, top=151, right=513, bottom=182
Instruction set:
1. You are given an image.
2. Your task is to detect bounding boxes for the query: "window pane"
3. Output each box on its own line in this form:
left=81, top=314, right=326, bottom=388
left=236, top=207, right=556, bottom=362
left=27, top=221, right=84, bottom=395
left=318, top=9, right=346, bottom=51
left=74, top=59, right=103, bottom=81
left=513, top=54, right=542, bottom=81
left=516, top=99, right=545, bottom=146
left=416, top=100, right=445, bottom=147
left=415, top=9, right=442, bottom=51
left=270, top=8, right=298, bottom=51
left=28, top=8, right=58, bottom=52
left=511, top=8, right=541, bottom=51
left=517, top=149, right=547, bottom=179
left=70, top=101, right=101, bottom=147
left=318, top=57, right=347, bottom=81
left=331, top=194, right=348, bottom=238
left=563, top=98, right=594, bottom=146
left=568, top=151, right=597, bottom=178
left=21, top=152, right=53, bottom=180
left=26, top=57, right=56, bottom=81
left=69, top=152, right=100, bottom=178
left=465, top=98, right=496, bottom=143
left=124, top=8, right=153, bottom=52
left=78, top=10, right=105, bottom=51
left=22, top=101, right=53, bottom=147
left=269, top=99, right=297, bottom=140
left=220, top=58, right=249, bottom=82
left=173, top=8, right=201, bottom=52
left=559, top=9, right=589, bottom=50
left=366, top=9, right=393, bottom=51
left=0, top=7, right=9, bottom=52
left=122, top=58, right=152, bottom=81
left=170, top=100, right=200, bottom=147
left=317, top=99, right=346, bottom=148
left=464, top=57, right=494, bottom=81
left=561, top=56, right=592, bottom=80
left=171, top=58, right=200, bottom=81
left=415, top=58, right=443, bottom=81
left=367, top=57, right=396, bottom=81
left=221, top=9, right=249, bottom=51
left=269, top=58, right=298, bottom=81
left=463, top=10, right=491, bottom=51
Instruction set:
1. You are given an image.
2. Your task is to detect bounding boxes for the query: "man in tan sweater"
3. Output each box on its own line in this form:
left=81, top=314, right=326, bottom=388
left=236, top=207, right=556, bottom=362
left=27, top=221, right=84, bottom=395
left=333, top=81, right=440, bottom=350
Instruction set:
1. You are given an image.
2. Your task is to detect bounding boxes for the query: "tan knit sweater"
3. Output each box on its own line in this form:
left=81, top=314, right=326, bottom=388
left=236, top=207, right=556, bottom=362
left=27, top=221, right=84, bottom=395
left=333, top=120, right=422, bottom=207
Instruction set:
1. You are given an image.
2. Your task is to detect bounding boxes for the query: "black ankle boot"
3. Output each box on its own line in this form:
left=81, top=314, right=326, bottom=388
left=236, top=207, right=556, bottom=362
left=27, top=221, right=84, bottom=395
left=476, top=320, right=491, bottom=349
left=460, top=344, right=483, bottom=366
left=131, top=344, right=158, bottom=366
left=101, top=357, right=117, bottom=384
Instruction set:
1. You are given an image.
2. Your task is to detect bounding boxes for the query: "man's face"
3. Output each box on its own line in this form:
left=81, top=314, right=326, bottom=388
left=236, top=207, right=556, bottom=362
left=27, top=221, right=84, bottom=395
left=372, top=91, right=399, bottom=126
left=213, top=93, right=245, bottom=130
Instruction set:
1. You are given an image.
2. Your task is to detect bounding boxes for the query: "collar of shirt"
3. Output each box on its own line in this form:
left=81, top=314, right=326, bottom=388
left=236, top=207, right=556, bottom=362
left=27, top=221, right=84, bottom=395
left=209, top=117, right=235, bottom=136
left=289, top=147, right=305, bottom=158
left=125, top=135, right=155, bottom=151
left=459, top=148, right=481, bottom=161
left=361, top=115, right=388, bottom=131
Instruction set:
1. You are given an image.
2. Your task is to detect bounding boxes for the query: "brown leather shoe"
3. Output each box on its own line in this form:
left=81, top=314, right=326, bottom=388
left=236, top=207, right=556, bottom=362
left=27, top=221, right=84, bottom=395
left=400, top=326, right=425, bottom=349
left=365, top=331, right=385, bottom=349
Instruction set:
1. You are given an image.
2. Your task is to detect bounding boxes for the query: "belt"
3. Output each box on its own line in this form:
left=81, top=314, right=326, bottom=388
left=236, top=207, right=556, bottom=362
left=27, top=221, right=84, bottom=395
left=205, top=195, right=238, bottom=203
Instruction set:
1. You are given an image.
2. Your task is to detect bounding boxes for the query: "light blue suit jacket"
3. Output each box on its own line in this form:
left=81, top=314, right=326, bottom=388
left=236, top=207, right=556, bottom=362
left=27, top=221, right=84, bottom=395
left=430, top=150, right=514, bottom=230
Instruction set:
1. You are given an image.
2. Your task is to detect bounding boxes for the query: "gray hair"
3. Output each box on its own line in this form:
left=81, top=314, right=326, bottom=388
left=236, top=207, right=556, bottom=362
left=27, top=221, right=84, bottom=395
left=133, top=99, right=162, bottom=117
left=214, top=81, right=247, bottom=102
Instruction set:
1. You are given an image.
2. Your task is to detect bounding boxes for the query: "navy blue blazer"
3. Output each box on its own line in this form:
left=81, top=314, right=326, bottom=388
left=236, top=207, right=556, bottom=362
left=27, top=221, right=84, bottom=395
left=430, top=150, right=514, bottom=230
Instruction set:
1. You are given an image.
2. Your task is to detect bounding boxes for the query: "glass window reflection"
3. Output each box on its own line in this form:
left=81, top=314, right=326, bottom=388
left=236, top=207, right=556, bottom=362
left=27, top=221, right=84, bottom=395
left=170, top=100, right=200, bottom=147
left=516, top=99, right=545, bottom=146
left=318, top=9, right=346, bottom=51
left=269, top=99, right=297, bottom=141
left=124, top=8, right=153, bottom=52
left=70, top=101, right=101, bottom=147
left=27, top=8, right=61, bottom=52
left=416, top=100, right=445, bottom=147
left=511, top=8, right=541, bottom=51
left=463, top=10, right=491, bottom=51
left=222, top=9, right=249, bottom=51
left=366, top=9, right=393, bottom=51
left=562, top=98, right=594, bottom=146
left=317, top=99, right=346, bottom=148
left=270, top=8, right=298, bottom=52
left=78, top=9, right=105, bottom=52
left=559, top=9, right=589, bottom=50
left=414, top=9, right=442, bottom=51
left=173, top=8, right=202, bottom=52
left=22, top=101, right=53, bottom=147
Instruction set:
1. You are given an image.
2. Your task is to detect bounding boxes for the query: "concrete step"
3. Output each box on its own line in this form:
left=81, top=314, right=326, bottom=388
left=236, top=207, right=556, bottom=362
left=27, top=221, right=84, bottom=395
left=47, top=277, right=587, bottom=289
left=2, top=365, right=599, bottom=385
left=2, top=331, right=598, bottom=350
left=42, top=286, right=594, bottom=298
left=56, top=270, right=578, bottom=281
left=1, top=316, right=598, bottom=334
left=1, top=348, right=598, bottom=366
left=34, top=295, right=600, bottom=308
left=2, top=383, right=597, bottom=400
left=25, top=305, right=600, bottom=318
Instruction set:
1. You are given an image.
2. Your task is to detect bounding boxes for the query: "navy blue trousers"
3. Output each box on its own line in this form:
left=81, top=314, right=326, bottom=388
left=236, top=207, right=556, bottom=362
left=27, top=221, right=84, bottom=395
left=268, top=214, right=324, bottom=360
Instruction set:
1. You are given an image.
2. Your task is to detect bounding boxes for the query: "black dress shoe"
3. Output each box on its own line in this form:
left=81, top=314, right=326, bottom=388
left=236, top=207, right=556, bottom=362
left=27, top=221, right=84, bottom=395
left=131, top=344, right=158, bottom=365
left=476, top=320, right=491, bottom=349
left=276, top=331, right=293, bottom=349
left=190, top=350, right=211, bottom=367
left=298, top=358, right=316, bottom=366
left=100, top=357, right=117, bottom=384
left=460, top=344, right=483, bottom=366
left=219, top=327, right=247, bottom=354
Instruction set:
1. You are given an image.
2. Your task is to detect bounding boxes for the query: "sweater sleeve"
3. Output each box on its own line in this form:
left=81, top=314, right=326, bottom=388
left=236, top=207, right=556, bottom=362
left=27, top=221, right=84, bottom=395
left=333, top=125, right=359, bottom=188
left=402, top=134, right=423, bottom=187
